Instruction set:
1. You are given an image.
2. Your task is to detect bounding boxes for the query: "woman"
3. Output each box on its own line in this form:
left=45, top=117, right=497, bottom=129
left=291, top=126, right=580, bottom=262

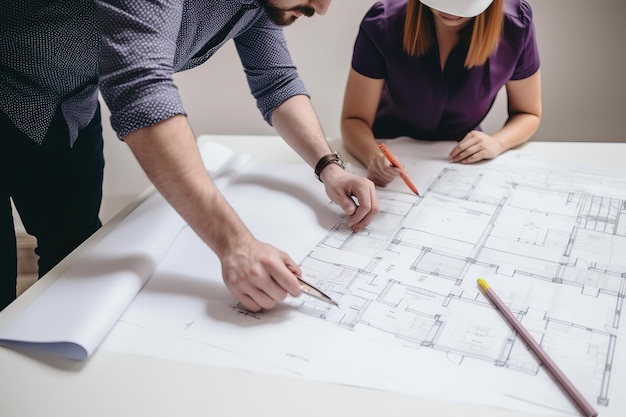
left=341, top=0, right=541, bottom=187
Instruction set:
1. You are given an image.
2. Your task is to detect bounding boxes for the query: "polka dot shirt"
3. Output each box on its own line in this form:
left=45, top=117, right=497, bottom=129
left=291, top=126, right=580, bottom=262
left=96, top=0, right=306, bottom=137
left=1, top=1, right=100, bottom=145
left=1, top=0, right=308, bottom=144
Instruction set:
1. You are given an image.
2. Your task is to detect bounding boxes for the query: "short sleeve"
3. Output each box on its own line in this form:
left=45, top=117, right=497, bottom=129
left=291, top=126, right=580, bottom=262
left=351, top=2, right=387, bottom=80
left=510, top=0, right=540, bottom=80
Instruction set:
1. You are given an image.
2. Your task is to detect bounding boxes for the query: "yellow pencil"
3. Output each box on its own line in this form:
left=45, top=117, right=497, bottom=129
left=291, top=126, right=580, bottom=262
left=477, top=278, right=597, bottom=417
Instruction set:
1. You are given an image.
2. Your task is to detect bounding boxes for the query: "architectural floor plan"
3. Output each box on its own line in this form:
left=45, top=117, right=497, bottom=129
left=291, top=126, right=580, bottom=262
left=289, top=156, right=625, bottom=413
left=100, top=143, right=626, bottom=417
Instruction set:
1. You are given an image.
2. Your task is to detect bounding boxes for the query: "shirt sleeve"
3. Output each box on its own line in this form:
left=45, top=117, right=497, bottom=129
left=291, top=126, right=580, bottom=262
left=96, top=0, right=186, bottom=139
left=233, top=12, right=308, bottom=126
left=351, top=2, right=387, bottom=80
left=510, top=0, right=540, bottom=80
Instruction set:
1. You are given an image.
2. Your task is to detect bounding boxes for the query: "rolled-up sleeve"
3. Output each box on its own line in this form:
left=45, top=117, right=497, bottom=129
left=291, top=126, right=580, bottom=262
left=233, top=14, right=308, bottom=125
left=96, top=0, right=186, bottom=139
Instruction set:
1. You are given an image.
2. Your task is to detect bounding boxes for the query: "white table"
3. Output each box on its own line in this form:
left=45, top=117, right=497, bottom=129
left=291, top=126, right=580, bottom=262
left=1, top=135, right=624, bottom=417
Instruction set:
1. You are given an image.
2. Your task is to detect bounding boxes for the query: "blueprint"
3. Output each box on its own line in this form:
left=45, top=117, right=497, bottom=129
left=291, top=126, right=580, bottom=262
left=291, top=155, right=626, bottom=414
left=101, top=141, right=626, bottom=417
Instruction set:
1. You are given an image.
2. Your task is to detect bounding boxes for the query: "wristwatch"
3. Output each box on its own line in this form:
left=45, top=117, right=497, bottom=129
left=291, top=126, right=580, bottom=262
left=314, top=151, right=345, bottom=182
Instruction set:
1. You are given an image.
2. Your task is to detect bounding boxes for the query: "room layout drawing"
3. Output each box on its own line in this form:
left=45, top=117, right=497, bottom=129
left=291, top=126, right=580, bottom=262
left=102, top=148, right=626, bottom=417
left=287, top=158, right=626, bottom=411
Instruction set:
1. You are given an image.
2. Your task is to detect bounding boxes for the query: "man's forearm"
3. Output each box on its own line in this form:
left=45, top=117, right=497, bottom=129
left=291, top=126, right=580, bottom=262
left=123, top=115, right=252, bottom=258
left=270, top=94, right=335, bottom=168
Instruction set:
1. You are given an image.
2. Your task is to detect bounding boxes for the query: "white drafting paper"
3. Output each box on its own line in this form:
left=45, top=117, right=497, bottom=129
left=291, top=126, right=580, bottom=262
left=0, top=191, right=185, bottom=359
left=2, top=137, right=624, bottom=416
left=101, top=139, right=626, bottom=417
left=0, top=143, right=243, bottom=360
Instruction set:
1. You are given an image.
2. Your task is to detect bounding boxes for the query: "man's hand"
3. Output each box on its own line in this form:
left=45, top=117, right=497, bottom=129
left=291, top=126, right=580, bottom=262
left=319, top=164, right=379, bottom=232
left=448, top=130, right=505, bottom=164
left=220, top=234, right=303, bottom=312
left=124, top=115, right=306, bottom=312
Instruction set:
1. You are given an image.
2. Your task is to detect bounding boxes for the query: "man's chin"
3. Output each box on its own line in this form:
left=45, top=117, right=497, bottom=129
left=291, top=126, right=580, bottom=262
left=279, top=16, right=299, bottom=26
left=267, top=13, right=298, bottom=26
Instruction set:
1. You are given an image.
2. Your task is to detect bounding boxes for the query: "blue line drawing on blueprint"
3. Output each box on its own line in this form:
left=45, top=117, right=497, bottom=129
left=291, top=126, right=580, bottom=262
left=291, top=160, right=626, bottom=410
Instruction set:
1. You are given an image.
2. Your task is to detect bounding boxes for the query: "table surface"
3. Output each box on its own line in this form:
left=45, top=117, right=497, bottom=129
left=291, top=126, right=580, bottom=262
left=1, top=136, right=624, bottom=417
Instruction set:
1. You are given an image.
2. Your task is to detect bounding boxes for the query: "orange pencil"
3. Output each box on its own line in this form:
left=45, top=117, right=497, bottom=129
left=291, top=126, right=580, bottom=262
left=378, top=143, right=420, bottom=196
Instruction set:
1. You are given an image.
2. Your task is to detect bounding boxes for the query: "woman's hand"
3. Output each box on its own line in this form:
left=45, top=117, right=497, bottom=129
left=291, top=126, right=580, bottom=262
left=448, top=130, right=505, bottom=164
left=366, top=152, right=402, bottom=186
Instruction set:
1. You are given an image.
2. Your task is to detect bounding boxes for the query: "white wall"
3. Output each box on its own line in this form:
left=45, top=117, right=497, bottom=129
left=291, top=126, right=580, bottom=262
left=100, top=0, right=626, bottom=203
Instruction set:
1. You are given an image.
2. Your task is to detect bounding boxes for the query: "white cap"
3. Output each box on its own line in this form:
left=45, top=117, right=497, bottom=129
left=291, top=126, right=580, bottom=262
left=419, top=0, right=494, bottom=17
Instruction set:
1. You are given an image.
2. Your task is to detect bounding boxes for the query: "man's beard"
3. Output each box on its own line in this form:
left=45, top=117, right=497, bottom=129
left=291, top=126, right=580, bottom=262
left=258, top=1, right=315, bottom=26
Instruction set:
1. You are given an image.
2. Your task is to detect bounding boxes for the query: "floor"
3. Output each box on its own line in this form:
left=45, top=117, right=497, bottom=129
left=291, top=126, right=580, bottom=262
left=17, top=276, right=38, bottom=297
left=16, top=233, right=38, bottom=296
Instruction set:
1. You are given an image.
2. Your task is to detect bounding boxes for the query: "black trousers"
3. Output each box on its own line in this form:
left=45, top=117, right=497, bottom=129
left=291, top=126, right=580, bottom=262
left=0, top=105, right=104, bottom=310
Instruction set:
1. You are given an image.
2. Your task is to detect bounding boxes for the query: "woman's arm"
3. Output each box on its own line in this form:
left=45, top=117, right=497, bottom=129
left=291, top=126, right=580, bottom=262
left=449, top=70, right=542, bottom=163
left=341, top=69, right=401, bottom=186
left=498, top=69, right=543, bottom=147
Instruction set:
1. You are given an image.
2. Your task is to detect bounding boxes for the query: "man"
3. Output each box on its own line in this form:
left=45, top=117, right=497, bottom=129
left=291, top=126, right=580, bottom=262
left=1, top=1, right=105, bottom=311
left=0, top=0, right=379, bottom=311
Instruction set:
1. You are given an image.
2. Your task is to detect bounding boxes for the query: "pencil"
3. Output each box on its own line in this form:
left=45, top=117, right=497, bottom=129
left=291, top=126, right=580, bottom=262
left=477, top=278, right=598, bottom=417
left=298, top=277, right=339, bottom=307
left=378, top=143, right=420, bottom=196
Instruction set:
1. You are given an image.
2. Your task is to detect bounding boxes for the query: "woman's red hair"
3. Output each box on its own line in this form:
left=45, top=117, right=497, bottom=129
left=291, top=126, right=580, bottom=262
left=403, top=0, right=504, bottom=68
